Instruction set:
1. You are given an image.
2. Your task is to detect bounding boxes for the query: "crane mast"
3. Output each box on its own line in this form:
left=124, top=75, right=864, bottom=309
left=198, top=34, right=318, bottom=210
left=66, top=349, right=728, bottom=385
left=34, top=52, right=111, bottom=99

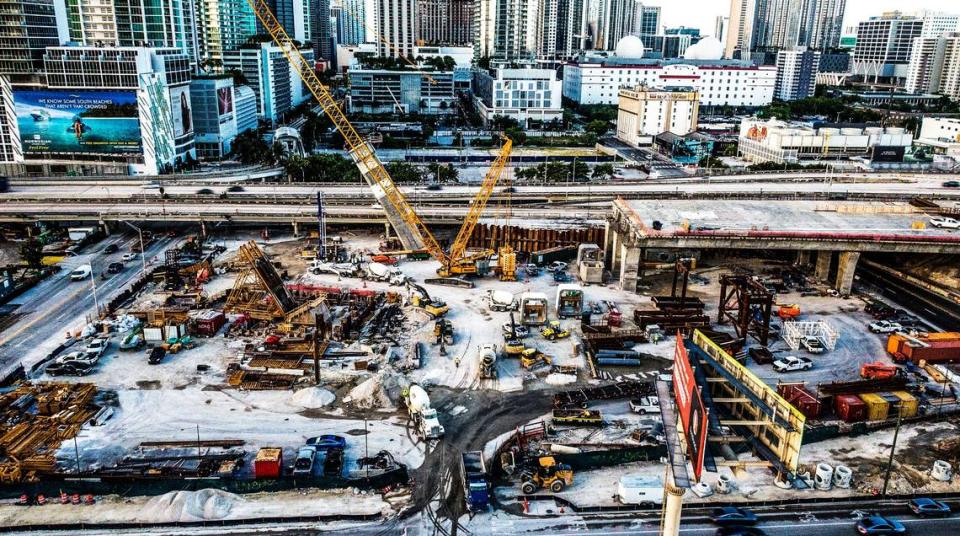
left=246, top=0, right=442, bottom=256
left=246, top=0, right=513, bottom=279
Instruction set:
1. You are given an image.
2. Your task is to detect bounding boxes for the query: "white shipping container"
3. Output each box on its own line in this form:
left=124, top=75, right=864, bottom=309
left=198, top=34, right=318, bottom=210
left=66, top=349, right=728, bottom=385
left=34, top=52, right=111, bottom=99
left=617, top=474, right=664, bottom=505
left=165, top=325, right=179, bottom=340
left=144, top=327, right=164, bottom=342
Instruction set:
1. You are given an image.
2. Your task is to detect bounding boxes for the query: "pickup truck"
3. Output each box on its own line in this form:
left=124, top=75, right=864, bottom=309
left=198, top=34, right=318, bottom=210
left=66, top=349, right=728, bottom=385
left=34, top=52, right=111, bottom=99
left=773, top=356, right=813, bottom=372
left=629, top=396, right=661, bottom=415
left=869, top=320, right=902, bottom=334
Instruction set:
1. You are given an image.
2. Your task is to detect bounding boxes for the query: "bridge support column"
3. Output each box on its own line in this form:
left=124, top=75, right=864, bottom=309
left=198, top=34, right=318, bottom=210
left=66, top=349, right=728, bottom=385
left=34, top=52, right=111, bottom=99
left=292, top=221, right=300, bottom=237
left=795, top=250, right=811, bottom=266
left=661, top=471, right=685, bottom=536
left=835, top=251, right=860, bottom=296
left=610, top=229, right=622, bottom=275
left=603, top=221, right=614, bottom=271
left=815, top=251, right=832, bottom=281
left=619, top=244, right=641, bottom=292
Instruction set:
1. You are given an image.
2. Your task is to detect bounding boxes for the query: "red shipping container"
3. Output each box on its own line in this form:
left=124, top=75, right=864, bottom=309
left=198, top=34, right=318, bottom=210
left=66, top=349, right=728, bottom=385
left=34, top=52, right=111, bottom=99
left=194, top=310, right=226, bottom=336
left=777, top=384, right=822, bottom=419
left=254, top=448, right=283, bottom=478
left=834, top=394, right=867, bottom=423
left=903, top=340, right=960, bottom=364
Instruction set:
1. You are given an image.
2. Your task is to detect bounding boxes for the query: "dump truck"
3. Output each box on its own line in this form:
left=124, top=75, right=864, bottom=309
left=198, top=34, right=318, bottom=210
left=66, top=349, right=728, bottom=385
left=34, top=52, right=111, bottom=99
left=405, top=384, right=445, bottom=440
left=461, top=451, right=491, bottom=511
left=552, top=408, right=603, bottom=426
left=519, top=456, right=574, bottom=494
left=479, top=344, right=497, bottom=379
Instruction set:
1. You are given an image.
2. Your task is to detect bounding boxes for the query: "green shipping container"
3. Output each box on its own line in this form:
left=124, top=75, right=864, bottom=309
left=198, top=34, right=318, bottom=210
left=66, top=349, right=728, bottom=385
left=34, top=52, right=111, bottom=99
left=858, top=393, right=890, bottom=421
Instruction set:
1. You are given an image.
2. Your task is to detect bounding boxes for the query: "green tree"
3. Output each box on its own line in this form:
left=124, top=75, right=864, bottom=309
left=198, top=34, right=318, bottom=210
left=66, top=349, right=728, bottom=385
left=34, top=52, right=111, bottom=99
left=385, top=161, right=425, bottom=183
left=284, top=155, right=308, bottom=182
left=586, top=120, right=610, bottom=136
left=230, top=130, right=272, bottom=165
left=504, top=127, right=527, bottom=145
left=429, top=163, right=459, bottom=183
left=591, top=163, right=614, bottom=180
left=20, top=239, right=44, bottom=270
left=569, top=160, right=590, bottom=181
left=491, top=115, right=519, bottom=130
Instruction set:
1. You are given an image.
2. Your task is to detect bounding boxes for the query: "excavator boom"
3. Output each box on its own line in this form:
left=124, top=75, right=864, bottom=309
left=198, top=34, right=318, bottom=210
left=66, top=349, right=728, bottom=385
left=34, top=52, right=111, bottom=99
left=245, top=0, right=447, bottom=262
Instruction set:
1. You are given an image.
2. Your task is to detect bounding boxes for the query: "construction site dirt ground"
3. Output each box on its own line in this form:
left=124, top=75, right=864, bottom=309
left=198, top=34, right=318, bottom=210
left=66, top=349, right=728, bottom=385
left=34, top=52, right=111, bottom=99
left=6, top=228, right=959, bottom=526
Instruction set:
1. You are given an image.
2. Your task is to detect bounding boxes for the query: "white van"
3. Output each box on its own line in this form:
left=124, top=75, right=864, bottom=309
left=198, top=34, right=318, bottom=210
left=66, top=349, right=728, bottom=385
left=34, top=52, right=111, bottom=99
left=616, top=474, right=664, bottom=505
left=70, top=264, right=92, bottom=281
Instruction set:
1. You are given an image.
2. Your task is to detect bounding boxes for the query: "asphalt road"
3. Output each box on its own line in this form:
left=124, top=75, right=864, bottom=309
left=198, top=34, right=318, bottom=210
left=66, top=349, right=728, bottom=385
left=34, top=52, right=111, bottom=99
left=0, top=233, right=175, bottom=378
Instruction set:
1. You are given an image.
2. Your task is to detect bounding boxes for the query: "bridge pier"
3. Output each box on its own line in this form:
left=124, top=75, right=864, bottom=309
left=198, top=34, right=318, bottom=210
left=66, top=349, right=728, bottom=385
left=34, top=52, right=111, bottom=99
left=815, top=251, right=832, bottom=282
left=292, top=221, right=300, bottom=237
left=619, top=244, right=641, bottom=292
left=795, top=250, right=811, bottom=267
left=603, top=220, right=615, bottom=270
left=835, top=251, right=860, bottom=296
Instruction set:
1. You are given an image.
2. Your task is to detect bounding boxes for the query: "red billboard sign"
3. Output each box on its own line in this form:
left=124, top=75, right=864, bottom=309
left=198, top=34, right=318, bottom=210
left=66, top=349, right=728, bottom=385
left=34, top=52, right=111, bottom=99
left=673, top=333, right=709, bottom=481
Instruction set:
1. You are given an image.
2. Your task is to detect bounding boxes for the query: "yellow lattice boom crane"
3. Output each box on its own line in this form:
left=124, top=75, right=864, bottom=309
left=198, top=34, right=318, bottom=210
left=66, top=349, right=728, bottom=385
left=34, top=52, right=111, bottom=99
left=246, top=0, right=514, bottom=279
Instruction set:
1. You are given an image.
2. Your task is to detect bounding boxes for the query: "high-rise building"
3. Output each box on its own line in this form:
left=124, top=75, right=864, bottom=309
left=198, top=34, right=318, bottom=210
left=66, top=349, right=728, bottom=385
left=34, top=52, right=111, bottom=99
left=65, top=0, right=119, bottom=44
left=373, top=0, right=416, bottom=58
left=263, top=0, right=311, bottom=42
left=0, top=0, right=65, bottom=77
left=774, top=47, right=820, bottom=100
left=918, top=11, right=960, bottom=39
left=595, top=0, right=637, bottom=51
left=196, top=0, right=258, bottom=69
left=113, top=0, right=200, bottom=63
left=417, top=0, right=472, bottom=46
left=851, top=12, right=924, bottom=83
left=715, top=16, right=727, bottom=42
left=473, top=0, right=535, bottom=60
left=724, top=0, right=758, bottom=58
left=222, top=41, right=316, bottom=120
left=798, top=0, right=845, bottom=50
left=332, top=0, right=364, bottom=45
left=906, top=32, right=960, bottom=100
left=554, top=0, right=586, bottom=57
left=637, top=5, right=659, bottom=36
left=617, top=86, right=699, bottom=143
left=311, top=0, right=333, bottom=60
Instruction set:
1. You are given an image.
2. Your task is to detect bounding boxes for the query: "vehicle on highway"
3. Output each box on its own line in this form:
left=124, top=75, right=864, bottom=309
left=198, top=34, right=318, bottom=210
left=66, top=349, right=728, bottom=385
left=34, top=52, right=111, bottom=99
left=107, top=262, right=124, bottom=274
left=869, top=320, right=903, bottom=334
left=69, top=265, right=92, bottom=281
left=147, top=346, right=166, bottom=365
left=855, top=514, right=906, bottom=534
left=710, top=507, right=758, bottom=526
left=227, top=185, right=245, bottom=192
left=306, top=434, right=346, bottom=451
left=104, top=243, right=119, bottom=254
left=929, top=217, right=960, bottom=229
left=293, top=446, right=316, bottom=476
left=908, top=497, right=951, bottom=516
left=772, top=356, right=813, bottom=372
left=122, top=252, right=138, bottom=262
left=143, top=182, right=161, bottom=190
left=715, top=526, right=767, bottom=536
left=943, top=180, right=960, bottom=188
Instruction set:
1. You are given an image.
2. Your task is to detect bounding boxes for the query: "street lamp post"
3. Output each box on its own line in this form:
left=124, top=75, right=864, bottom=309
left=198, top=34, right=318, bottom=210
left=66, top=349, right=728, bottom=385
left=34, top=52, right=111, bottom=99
left=881, top=405, right=905, bottom=498
left=89, top=266, right=101, bottom=317
left=120, top=220, right=148, bottom=277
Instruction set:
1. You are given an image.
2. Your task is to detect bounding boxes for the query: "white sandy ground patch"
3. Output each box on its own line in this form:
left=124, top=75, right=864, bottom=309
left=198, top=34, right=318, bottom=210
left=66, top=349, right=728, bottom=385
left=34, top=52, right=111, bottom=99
left=287, top=386, right=336, bottom=408
left=60, top=389, right=424, bottom=475
left=0, top=488, right=392, bottom=526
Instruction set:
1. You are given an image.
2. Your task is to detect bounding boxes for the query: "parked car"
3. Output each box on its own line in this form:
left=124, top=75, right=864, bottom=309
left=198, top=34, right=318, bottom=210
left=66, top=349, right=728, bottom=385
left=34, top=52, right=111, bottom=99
left=908, top=497, right=951, bottom=517
left=710, top=507, right=758, bottom=526
left=119, top=335, right=144, bottom=351
left=306, top=434, right=346, bottom=451
left=45, top=361, right=93, bottom=376
left=715, top=527, right=767, bottom=536
left=292, top=446, right=317, bottom=476
left=748, top=347, right=775, bottom=365
left=772, top=356, right=813, bottom=372
left=69, top=265, right=92, bottom=281
left=147, top=346, right=166, bottom=365
left=104, top=243, right=119, bottom=254
left=869, top=320, right=903, bottom=334
left=58, top=351, right=99, bottom=368
left=943, top=180, right=960, bottom=188
left=855, top=514, right=906, bottom=534
left=84, top=338, right=109, bottom=358
left=524, top=264, right=540, bottom=276
left=800, top=336, right=825, bottom=354
left=122, top=253, right=138, bottom=262
left=107, top=262, right=124, bottom=274
left=547, top=261, right=568, bottom=273
left=553, top=271, right=572, bottom=283
left=929, top=216, right=960, bottom=229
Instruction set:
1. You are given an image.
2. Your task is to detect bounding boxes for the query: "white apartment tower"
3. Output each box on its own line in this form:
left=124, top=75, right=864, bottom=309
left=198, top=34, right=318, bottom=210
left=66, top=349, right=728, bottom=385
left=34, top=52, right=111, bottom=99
left=906, top=32, right=960, bottom=100
left=375, top=0, right=417, bottom=58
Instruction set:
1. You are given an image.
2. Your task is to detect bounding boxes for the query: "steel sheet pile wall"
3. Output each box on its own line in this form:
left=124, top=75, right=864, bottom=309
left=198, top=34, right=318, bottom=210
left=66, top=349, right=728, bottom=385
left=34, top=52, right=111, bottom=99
left=467, top=224, right=604, bottom=253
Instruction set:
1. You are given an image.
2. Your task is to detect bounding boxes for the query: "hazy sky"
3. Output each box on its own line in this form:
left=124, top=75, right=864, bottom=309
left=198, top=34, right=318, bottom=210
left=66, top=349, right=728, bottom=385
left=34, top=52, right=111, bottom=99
left=655, top=0, right=960, bottom=38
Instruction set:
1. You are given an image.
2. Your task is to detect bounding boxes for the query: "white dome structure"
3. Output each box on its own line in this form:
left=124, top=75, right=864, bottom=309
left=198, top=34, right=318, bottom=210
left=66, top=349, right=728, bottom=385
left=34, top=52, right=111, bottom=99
left=683, top=36, right=723, bottom=60
left=615, top=35, right=646, bottom=58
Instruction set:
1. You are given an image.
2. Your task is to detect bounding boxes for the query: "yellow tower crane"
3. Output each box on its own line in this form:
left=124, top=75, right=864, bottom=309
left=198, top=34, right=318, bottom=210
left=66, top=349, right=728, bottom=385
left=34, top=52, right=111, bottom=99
left=245, top=0, right=514, bottom=279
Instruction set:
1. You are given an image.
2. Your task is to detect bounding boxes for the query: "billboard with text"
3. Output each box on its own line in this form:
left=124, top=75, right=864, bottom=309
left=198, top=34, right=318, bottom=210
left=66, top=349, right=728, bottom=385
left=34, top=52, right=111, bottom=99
left=674, top=334, right=708, bottom=481
left=14, top=89, right=141, bottom=155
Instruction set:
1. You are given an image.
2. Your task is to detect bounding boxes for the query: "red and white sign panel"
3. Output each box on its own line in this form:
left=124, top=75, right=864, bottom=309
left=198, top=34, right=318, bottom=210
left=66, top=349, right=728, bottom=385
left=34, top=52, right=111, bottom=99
left=673, top=332, right=709, bottom=481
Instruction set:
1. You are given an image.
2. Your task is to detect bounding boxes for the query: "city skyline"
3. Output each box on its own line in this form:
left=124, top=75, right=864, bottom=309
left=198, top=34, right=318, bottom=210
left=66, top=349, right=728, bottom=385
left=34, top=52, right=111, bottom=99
left=655, top=0, right=958, bottom=39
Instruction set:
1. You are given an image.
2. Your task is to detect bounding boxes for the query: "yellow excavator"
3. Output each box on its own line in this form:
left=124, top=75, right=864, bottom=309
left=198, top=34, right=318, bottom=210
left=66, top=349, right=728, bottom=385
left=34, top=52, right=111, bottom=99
left=245, top=0, right=515, bottom=280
